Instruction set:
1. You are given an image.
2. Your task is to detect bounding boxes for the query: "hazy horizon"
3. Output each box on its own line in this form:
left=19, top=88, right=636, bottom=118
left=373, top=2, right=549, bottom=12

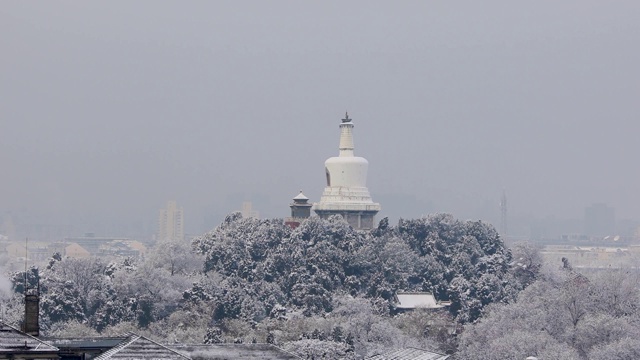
left=2, top=1, right=639, bottom=238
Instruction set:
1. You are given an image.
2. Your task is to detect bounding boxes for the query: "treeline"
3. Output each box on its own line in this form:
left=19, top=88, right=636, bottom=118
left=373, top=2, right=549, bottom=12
left=457, top=264, right=640, bottom=359
left=6, top=213, right=531, bottom=358
left=190, top=213, right=522, bottom=323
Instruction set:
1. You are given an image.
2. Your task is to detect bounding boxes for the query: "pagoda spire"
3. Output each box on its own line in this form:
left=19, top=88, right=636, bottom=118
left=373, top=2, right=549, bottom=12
left=339, top=112, right=355, bottom=157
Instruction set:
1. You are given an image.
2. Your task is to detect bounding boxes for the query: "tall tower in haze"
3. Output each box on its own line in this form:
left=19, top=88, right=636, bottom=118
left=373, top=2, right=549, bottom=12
left=241, top=201, right=260, bottom=219
left=157, top=201, right=184, bottom=242
left=313, top=112, right=381, bottom=229
left=500, top=191, right=507, bottom=241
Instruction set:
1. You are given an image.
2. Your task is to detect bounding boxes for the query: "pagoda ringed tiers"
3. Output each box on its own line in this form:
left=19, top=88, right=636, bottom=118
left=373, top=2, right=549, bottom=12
left=313, top=113, right=381, bottom=229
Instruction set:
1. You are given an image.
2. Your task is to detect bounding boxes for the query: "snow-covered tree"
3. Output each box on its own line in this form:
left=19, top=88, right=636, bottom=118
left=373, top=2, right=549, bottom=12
left=510, top=242, right=543, bottom=288
left=148, top=238, right=201, bottom=276
left=10, top=211, right=524, bottom=357
left=457, top=264, right=640, bottom=359
left=397, top=214, right=515, bottom=322
left=192, top=212, right=515, bottom=325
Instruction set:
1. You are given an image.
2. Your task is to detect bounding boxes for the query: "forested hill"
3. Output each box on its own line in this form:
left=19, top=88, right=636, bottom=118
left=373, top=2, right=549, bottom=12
left=7, top=213, right=530, bottom=358
left=192, top=213, right=521, bottom=323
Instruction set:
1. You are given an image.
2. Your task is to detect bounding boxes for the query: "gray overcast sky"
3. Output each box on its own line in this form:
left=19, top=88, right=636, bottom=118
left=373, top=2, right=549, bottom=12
left=1, top=1, right=639, bottom=236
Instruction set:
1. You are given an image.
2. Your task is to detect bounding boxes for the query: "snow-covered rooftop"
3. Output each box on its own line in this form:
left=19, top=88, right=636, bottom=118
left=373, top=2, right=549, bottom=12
left=172, top=343, right=302, bottom=359
left=0, top=322, right=59, bottom=354
left=395, top=292, right=449, bottom=309
left=93, top=334, right=190, bottom=359
left=46, top=336, right=127, bottom=350
left=367, top=347, right=449, bottom=360
left=293, top=191, right=309, bottom=201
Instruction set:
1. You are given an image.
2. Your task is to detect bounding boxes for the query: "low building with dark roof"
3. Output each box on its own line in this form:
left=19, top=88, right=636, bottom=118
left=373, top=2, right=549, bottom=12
left=48, top=334, right=302, bottom=360
left=93, top=334, right=190, bottom=360
left=0, top=322, right=59, bottom=359
left=46, top=336, right=127, bottom=359
left=1, top=312, right=301, bottom=360
left=367, top=347, right=449, bottom=360
left=172, top=343, right=302, bottom=360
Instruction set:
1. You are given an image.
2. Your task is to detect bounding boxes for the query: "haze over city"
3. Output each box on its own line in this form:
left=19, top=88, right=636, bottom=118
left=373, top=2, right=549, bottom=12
left=2, top=1, right=639, bottom=238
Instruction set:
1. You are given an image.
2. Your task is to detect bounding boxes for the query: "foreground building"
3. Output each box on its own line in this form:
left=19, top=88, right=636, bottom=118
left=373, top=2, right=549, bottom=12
left=313, top=113, right=381, bottom=230
left=93, top=334, right=190, bottom=359
left=0, top=322, right=59, bottom=359
left=0, top=321, right=301, bottom=360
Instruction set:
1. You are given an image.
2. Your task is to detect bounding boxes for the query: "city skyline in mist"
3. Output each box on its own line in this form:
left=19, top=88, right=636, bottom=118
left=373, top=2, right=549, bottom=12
left=2, top=1, right=639, bottom=238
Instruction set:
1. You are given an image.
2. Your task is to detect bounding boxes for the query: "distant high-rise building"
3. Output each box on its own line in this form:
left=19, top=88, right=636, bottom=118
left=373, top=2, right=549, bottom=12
left=500, top=191, right=507, bottom=241
left=241, top=201, right=260, bottom=219
left=313, top=112, right=381, bottom=229
left=584, top=203, right=615, bottom=237
left=157, top=201, right=184, bottom=242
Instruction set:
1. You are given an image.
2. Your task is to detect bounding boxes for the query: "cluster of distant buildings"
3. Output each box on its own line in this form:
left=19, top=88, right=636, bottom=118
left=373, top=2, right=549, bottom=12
left=540, top=244, right=640, bottom=269
left=530, top=203, right=640, bottom=269
left=527, top=203, right=623, bottom=244
left=0, top=234, right=147, bottom=270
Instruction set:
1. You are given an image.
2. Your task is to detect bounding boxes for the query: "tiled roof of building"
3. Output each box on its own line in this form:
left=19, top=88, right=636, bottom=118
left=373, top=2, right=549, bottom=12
left=46, top=336, right=127, bottom=350
left=0, top=322, right=59, bottom=354
left=172, top=343, right=302, bottom=360
left=93, top=334, right=190, bottom=360
left=367, top=347, right=449, bottom=360
left=293, top=192, right=309, bottom=201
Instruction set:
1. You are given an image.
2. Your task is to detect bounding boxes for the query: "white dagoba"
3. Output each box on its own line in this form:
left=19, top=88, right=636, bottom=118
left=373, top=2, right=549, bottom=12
left=313, top=112, right=381, bottom=229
